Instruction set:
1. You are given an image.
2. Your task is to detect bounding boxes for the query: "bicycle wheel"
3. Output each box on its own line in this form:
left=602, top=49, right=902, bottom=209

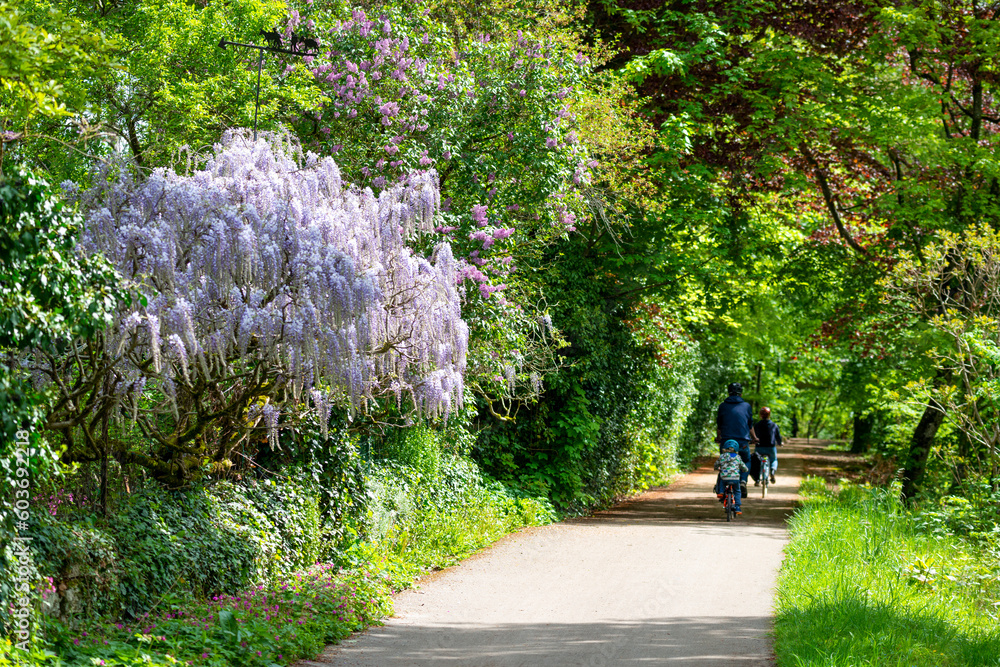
left=761, top=458, right=768, bottom=498
left=725, top=492, right=734, bottom=522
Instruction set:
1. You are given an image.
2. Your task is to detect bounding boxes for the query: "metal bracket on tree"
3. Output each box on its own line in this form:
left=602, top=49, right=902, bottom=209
left=218, top=31, right=320, bottom=140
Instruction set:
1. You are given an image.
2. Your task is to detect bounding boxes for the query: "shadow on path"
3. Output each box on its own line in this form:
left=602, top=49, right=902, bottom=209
left=573, top=440, right=811, bottom=528
left=309, top=617, right=773, bottom=666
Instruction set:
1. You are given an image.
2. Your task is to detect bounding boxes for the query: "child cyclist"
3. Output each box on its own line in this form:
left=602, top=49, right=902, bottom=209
left=715, top=439, right=749, bottom=515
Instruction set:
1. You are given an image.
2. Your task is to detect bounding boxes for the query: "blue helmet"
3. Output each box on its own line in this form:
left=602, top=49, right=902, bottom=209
left=723, top=439, right=739, bottom=453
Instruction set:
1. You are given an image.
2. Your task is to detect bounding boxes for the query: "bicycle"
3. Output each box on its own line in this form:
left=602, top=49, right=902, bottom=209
left=723, top=481, right=738, bottom=522
left=759, top=454, right=769, bottom=499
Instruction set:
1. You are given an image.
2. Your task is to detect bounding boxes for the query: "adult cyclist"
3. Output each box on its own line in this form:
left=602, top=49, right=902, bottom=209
left=753, top=406, right=782, bottom=484
left=716, top=382, right=757, bottom=495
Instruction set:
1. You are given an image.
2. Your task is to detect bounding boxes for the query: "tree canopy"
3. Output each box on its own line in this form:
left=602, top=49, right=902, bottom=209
left=3, top=0, right=1000, bottom=512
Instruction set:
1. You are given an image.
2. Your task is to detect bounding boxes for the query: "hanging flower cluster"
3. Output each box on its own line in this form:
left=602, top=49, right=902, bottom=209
left=64, top=131, right=466, bottom=473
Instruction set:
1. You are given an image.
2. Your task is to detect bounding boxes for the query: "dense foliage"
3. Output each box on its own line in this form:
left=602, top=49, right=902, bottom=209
left=5, top=0, right=1000, bottom=661
left=1, top=417, right=552, bottom=664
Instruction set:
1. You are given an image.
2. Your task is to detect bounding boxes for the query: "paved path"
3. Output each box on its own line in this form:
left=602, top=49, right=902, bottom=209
left=304, top=443, right=806, bottom=666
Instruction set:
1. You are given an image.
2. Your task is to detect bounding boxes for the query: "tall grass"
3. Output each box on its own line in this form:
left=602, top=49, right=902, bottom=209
left=774, top=479, right=1000, bottom=666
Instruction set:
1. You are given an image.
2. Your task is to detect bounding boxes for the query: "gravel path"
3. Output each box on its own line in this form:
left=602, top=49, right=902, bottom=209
left=302, top=443, right=807, bottom=666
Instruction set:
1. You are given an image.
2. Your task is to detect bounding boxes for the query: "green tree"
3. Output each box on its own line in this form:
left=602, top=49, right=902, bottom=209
left=593, top=0, right=1000, bottom=496
left=0, top=1, right=113, bottom=172
left=0, top=167, right=121, bottom=635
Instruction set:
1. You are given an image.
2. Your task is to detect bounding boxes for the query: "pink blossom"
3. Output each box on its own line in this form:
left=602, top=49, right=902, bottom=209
left=471, top=204, right=488, bottom=226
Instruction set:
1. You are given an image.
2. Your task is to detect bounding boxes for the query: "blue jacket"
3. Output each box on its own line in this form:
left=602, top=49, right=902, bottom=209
left=754, top=419, right=782, bottom=449
left=717, top=396, right=754, bottom=445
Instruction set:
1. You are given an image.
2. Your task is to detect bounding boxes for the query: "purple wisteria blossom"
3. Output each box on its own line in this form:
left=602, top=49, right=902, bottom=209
left=73, top=131, right=468, bottom=451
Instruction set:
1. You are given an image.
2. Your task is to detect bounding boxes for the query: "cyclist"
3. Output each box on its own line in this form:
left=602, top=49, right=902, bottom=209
left=753, top=406, right=782, bottom=484
left=716, top=382, right=757, bottom=494
left=714, top=440, right=749, bottom=515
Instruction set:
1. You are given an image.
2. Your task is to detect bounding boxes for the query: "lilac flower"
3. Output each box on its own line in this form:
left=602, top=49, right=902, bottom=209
left=471, top=205, right=488, bottom=226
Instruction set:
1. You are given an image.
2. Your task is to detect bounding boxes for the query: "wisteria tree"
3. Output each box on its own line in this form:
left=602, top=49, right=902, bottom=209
left=37, top=131, right=467, bottom=486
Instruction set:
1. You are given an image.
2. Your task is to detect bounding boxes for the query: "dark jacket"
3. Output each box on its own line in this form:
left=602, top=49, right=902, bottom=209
left=754, top=419, right=782, bottom=449
left=717, top=395, right=754, bottom=444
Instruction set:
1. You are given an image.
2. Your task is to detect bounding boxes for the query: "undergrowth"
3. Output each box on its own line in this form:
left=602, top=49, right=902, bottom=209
left=775, top=477, right=1000, bottom=666
left=1, top=451, right=553, bottom=666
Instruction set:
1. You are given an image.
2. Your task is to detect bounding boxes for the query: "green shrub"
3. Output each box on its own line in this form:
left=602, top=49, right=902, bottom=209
left=1, top=563, right=392, bottom=666
left=364, top=452, right=554, bottom=583
left=473, top=281, right=706, bottom=513
left=912, top=480, right=1000, bottom=545
left=255, top=415, right=369, bottom=548
left=5, top=415, right=552, bottom=665
left=375, top=424, right=443, bottom=476
left=24, top=475, right=326, bottom=622
left=27, top=516, right=120, bottom=620
left=797, top=475, right=833, bottom=498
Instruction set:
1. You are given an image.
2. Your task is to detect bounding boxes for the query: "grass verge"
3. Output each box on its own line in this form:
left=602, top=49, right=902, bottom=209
left=774, top=477, right=1000, bottom=666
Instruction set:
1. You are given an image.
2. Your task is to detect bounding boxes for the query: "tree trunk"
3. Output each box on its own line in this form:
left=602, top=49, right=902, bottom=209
left=951, top=429, right=974, bottom=492
left=791, top=411, right=799, bottom=437
left=851, top=413, right=874, bottom=454
left=901, top=397, right=946, bottom=499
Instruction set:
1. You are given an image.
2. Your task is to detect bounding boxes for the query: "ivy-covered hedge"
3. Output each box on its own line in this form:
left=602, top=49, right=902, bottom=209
left=366, top=453, right=555, bottom=579
left=23, top=475, right=326, bottom=623
left=472, top=246, right=708, bottom=512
